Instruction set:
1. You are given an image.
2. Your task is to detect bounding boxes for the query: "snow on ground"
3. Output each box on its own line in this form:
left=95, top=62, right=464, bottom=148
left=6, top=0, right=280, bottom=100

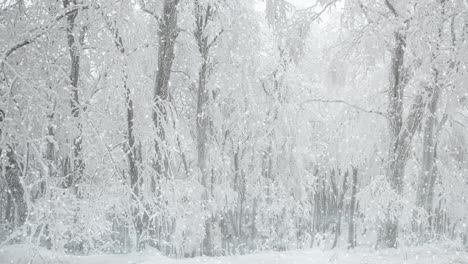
left=1, top=244, right=468, bottom=264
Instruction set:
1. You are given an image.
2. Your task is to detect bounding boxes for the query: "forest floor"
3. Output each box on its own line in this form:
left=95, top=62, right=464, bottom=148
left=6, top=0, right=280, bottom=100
left=1, top=243, right=467, bottom=264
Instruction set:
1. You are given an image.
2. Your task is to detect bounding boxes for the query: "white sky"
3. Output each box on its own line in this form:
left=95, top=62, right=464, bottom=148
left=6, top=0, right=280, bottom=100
left=287, top=0, right=315, bottom=8
left=254, top=0, right=317, bottom=12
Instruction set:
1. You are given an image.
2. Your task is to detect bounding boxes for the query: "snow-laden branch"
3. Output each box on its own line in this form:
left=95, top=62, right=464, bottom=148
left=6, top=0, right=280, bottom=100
left=384, top=0, right=398, bottom=17
left=139, top=0, right=161, bottom=21
left=295, top=0, right=340, bottom=22
left=300, top=98, right=386, bottom=117
left=0, top=4, right=89, bottom=65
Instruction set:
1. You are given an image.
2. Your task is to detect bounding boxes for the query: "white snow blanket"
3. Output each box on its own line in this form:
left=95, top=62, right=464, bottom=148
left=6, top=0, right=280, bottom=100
left=1, top=244, right=467, bottom=264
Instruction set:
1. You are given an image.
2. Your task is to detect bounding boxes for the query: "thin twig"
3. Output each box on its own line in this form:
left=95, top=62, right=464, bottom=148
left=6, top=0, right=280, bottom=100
left=0, top=5, right=89, bottom=64
left=207, top=29, right=225, bottom=50
left=139, top=0, right=161, bottom=21
left=300, top=98, right=386, bottom=117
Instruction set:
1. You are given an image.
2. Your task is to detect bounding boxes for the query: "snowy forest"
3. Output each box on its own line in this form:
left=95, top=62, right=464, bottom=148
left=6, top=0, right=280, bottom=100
left=1, top=0, right=468, bottom=262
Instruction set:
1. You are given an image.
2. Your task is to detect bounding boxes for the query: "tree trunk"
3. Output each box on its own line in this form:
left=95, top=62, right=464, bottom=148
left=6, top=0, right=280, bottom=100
left=415, top=83, right=440, bottom=234
left=197, top=60, right=210, bottom=193
left=193, top=1, right=223, bottom=255
left=197, top=58, right=212, bottom=255
left=194, top=26, right=211, bottom=253
left=415, top=0, right=446, bottom=238
left=150, top=0, right=180, bottom=252
left=332, top=169, right=348, bottom=249
left=63, top=0, right=84, bottom=194
left=348, top=167, right=357, bottom=249
left=45, top=94, right=56, bottom=188
left=62, top=1, right=86, bottom=254
left=380, top=27, right=427, bottom=248
left=3, top=154, right=27, bottom=230
left=0, top=114, right=27, bottom=232
left=152, top=0, right=180, bottom=191
left=105, top=16, right=143, bottom=250
left=125, top=73, right=143, bottom=250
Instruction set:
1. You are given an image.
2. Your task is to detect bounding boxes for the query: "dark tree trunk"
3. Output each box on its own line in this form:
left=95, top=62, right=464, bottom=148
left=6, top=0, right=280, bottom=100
left=147, top=0, right=180, bottom=252
left=152, top=0, right=180, bottom=191
left=63, top=0, right=84, bottom=193
left=380, top=25, right=427, bottom=248
left=125, top=76, right=144, bottom=249
left=104, top=14, right=143, bottom=250
left=62, top=0, right=85, bottom=254
left=0, top=114, right=27, bottom=231
left=4, top=161, right=27, bottom=229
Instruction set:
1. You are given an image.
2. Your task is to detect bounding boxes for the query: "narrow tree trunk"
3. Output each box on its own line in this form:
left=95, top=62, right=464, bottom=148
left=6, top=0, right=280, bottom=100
left=63, top=0, right=84, bottom=194
left=62, top=1, right=86, bottom=254
left=332, top=170, right=348, bottom=249
left=45, top=91, right=56, bottom=187
left=197, top=58, right=212, bottom=255
left=194, top=30, right=211, bottom=253
left=415, top=0, right=446, bottom=239
left=125, top=75, right=143, bottom=249
left=151, top=0, right=180, bottom=252
left=415, top=83, right=440, bottom=234
left=41, top=105, right=55, bottom=248
left=193, top=1, right=222, bottom=255
left=233, top=147, right=244, bottom=245
left=348, top=167, right=358, bottom=249
left=197, top=60, right=210, bottom=191
left=3, top=153, right=27, bottom=231
left=105, top=17, right=143, bottom=250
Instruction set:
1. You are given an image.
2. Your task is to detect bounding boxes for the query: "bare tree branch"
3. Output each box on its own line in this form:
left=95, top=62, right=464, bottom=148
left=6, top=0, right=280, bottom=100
left=139, top=0, right=161, bottom=21
left=296, top=0, right=339, bottom=23
left=300, top=98, right=386, bottom=117
left=384, top=0, right=398, bottom=17
left=207, top=29, right=224, bottom=50
left=1, top=5, right=88, bottom=64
